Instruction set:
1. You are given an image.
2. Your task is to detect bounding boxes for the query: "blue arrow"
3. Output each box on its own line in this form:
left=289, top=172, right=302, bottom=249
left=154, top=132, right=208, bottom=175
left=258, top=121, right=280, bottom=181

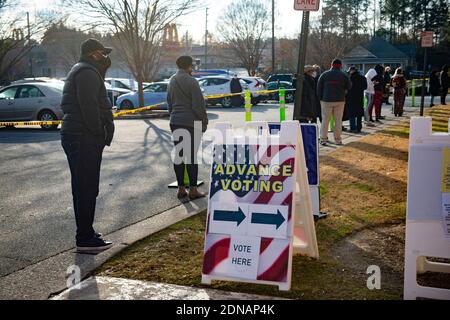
left=213, top=207, right=246, bottom=226
left=251, top=210, right=286, bottom=229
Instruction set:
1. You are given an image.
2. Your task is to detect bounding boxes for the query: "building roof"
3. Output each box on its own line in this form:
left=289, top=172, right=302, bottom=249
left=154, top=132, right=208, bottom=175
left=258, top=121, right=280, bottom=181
left=344, top=37, right=409, bottom=61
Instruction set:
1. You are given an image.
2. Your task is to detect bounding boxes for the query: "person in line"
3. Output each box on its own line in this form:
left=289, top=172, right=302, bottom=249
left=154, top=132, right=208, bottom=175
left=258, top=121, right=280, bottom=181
left=429, top=69, right=441, bottom=108
left=383, top=66, right=392, bottom=106
left=364, top=67, right=377, bottom=127
left=390, top=67, right=407, bottom=117
left=313, top=65, right=322, bottom=82
left=317, top=58, right=352, bottom=146
left=345, top=67, right=368, bottom=133
left=441, top=65, right=449, bottom=105
left=368, top=65, right=385, bottom=123
left=294, top=65, right=320, bottom=123
left=167, top=56, right=208, bottom=200
left=230, top=74, right=243, bottom=108
left=61, top=39, right=115, bottom=253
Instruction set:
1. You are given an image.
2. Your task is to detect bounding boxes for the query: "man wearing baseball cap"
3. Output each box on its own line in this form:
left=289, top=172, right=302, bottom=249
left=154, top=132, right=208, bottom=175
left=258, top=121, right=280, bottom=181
left=60, top=38, right=115, bottom=253
left=317, top=58, right=352, bottom=146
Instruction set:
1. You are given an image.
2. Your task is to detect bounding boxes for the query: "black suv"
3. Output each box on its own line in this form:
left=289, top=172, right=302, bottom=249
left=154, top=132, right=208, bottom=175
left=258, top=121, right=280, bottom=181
left=267, top=74, right=293, bottom=84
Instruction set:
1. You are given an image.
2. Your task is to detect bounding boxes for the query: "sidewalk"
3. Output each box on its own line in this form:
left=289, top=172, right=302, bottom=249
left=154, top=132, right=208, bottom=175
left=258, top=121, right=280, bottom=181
left=51, top=276, right=285, bottom=300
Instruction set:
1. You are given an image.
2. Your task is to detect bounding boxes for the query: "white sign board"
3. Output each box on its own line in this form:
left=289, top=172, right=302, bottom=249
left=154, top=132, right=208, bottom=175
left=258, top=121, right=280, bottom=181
left=404, top=117, right=450, bottom=300
left=421, top=31, right=433, bottom=48
left=294, top=0, right=320, bottom=11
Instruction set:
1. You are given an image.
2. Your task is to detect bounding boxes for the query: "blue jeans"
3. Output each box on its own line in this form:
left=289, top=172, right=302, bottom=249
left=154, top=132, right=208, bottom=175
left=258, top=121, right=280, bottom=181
left=349, top=116, right=362, bottom=132
left=61, top=133, right=105, bottom=244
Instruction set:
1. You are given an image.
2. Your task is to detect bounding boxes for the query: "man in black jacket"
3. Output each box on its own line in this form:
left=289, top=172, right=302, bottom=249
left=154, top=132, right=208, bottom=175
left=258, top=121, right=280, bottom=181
left=61, top=39, right=115, bottom=253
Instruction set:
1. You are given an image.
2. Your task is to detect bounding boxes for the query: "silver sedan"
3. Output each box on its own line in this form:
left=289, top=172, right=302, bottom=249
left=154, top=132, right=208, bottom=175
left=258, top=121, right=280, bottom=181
left=0, top=82, right=64, bottom=130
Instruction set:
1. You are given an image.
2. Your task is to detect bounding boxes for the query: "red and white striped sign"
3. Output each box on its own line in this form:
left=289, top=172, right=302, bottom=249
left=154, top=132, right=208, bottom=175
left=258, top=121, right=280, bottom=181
left=202, top=121, right=318, bottom=291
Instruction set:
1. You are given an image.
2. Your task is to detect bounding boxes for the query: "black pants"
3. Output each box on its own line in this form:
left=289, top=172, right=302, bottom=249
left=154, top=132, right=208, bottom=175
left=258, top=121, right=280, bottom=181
left=62, top=133, right=105, bottom=244
left=170, top=124, right=202, bottom=187
left=442, top=87, right=448, bottom=105
left=349, top=116, right=362, bottom=132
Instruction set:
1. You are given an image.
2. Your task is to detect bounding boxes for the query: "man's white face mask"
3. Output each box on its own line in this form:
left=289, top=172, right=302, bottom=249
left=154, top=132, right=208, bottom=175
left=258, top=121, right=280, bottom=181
left=312, top=72, right=317, bottom=78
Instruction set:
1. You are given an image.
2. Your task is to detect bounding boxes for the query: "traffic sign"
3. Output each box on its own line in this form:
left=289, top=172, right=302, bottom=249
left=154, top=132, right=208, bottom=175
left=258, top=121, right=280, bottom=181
left=294, top=0, right=320, bottom=11
left=421, top=31, right=433, bottom=48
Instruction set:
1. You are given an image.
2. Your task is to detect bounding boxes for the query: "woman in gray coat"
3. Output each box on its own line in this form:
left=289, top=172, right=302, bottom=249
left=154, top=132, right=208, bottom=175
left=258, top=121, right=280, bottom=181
left=167, top=56, right=209, bottom=200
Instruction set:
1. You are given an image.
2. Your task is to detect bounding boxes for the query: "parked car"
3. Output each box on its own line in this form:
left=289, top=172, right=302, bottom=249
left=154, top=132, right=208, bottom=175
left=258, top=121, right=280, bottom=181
left=267, top=81, right=295, bottom=103
left=116, top=81, right=169, bottom=110
left=105, top=78, right=136, bottom=91
left=0, top=82, right=64, bottom=130
left=11, top=77, right=62, bottom=85
left=198, top=76, right=248, bottom=108
left=267, top=74, right=293, bottom=85
left=104, top=82, right=132, bottom=107
left=241, top=77, right=268, bottom=105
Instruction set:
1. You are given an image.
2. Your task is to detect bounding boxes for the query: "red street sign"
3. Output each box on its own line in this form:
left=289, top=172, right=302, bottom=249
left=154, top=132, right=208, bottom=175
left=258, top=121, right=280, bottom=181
left=421, top=31, right=433, bottom=48
left=294, top=0, right=320, bottom=11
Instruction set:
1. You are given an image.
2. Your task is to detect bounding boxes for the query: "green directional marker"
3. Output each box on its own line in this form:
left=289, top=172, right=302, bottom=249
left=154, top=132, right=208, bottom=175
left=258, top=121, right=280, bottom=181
left=213, top=207, right=246, bottom=226
left=279, top=88, right=286, bottom=122
left=251, top=210, right=285, bottom=229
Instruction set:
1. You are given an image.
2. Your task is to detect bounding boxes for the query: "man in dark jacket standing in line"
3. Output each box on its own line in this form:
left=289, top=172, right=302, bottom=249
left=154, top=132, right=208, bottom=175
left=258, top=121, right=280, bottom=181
left=295, top=65, right=320, bottom=123
left=61, top=39, right=115, bottom=253
left=345, top=67, right=368, bottom=133
left=317, top=58, right=352, bottom=146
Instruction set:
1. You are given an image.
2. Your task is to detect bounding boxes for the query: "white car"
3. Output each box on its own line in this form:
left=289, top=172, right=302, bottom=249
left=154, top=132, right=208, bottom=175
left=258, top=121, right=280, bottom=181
left=198, top=76, right=248, bottom=108
left=105, top=78, right=136, bottom=91
left=241, top=77, right=268, bottom=104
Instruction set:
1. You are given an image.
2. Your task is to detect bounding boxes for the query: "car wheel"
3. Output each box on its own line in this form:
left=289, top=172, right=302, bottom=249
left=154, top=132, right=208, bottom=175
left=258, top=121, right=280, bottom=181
left=39, top=110, right=58, bottom=130
left=120, top=100, right=134, bottom=110
left=252, top=97, right=260, bottom=106
left=286, top=93, right=295, bottom=103
left=221, top=97, right=232, bottom=108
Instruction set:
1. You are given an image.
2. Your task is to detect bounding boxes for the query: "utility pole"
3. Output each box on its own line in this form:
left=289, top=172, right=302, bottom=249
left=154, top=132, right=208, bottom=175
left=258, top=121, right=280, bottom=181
left=272, top=0, right=275, bottom=73
left=293, top=11, right=311, bottom=120
left=204, top=8, right=208, bottom=70
left=27, top=12, right=33, bottom=77
left=373, top=0, right=376, bottom=36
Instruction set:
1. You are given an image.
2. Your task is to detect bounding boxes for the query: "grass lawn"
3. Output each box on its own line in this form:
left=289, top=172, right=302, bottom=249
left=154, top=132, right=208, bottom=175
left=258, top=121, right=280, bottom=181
left=96, top=105, right=450, bottom=300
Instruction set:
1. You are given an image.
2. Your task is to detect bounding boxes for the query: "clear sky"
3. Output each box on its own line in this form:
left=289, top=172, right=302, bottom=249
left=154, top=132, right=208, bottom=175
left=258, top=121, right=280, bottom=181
left=19, top=0, right=325, bottom=42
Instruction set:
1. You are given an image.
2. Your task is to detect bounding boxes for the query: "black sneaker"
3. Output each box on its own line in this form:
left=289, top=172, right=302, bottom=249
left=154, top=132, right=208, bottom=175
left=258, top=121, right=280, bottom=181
left=320, top=140, right=328, bottom=146
left=77, top=237, right=113, bottom=254
left=95, top=232, right=102, bottom=238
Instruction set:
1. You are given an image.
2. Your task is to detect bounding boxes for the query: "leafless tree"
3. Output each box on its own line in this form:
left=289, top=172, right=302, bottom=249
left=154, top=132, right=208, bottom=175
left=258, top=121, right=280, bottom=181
left=65, top=0, right=200, bottom=109
left=0, top=1, right=63, bottom=84
left=217, top=0, right=269, bottom=76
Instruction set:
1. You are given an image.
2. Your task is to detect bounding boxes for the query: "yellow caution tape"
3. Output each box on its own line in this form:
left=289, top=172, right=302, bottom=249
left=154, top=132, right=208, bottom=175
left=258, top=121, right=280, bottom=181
left=0, top=89, right=297, bottom=127
left=0, top=121, right=62, bottom=126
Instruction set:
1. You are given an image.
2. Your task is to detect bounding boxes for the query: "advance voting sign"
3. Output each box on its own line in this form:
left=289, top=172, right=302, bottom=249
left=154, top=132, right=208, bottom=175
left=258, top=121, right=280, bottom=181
left=202, top=121, right=316, bottom=291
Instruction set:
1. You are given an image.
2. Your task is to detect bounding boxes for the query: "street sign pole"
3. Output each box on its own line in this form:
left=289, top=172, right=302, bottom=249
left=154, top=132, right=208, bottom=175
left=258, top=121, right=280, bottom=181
left=420, top=47, right=428, bottom=117
left=293, top=11, right=310, bottom=121
left=420, top=31, right=433, bottom=116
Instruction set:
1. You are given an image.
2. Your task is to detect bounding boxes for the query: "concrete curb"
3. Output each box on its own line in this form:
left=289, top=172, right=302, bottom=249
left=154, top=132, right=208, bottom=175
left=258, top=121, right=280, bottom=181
left=52, top=276, right=287, bottom=300
left=0, top=197, right=208, bottom=300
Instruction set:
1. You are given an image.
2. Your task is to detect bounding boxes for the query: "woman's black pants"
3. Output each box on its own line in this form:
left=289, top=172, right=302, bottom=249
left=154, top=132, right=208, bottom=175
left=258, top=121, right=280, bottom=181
left=170, top=124, right=202, bottom=187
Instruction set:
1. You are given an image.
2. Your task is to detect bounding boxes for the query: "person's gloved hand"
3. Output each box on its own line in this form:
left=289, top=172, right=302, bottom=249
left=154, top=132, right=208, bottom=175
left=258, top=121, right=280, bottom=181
left=104, top=122, right=115, bottom=146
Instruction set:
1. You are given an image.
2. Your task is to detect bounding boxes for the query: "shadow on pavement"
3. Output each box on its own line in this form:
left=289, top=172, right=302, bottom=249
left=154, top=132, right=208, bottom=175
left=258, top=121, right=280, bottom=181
left=0, top=127, right=61, bottom=144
